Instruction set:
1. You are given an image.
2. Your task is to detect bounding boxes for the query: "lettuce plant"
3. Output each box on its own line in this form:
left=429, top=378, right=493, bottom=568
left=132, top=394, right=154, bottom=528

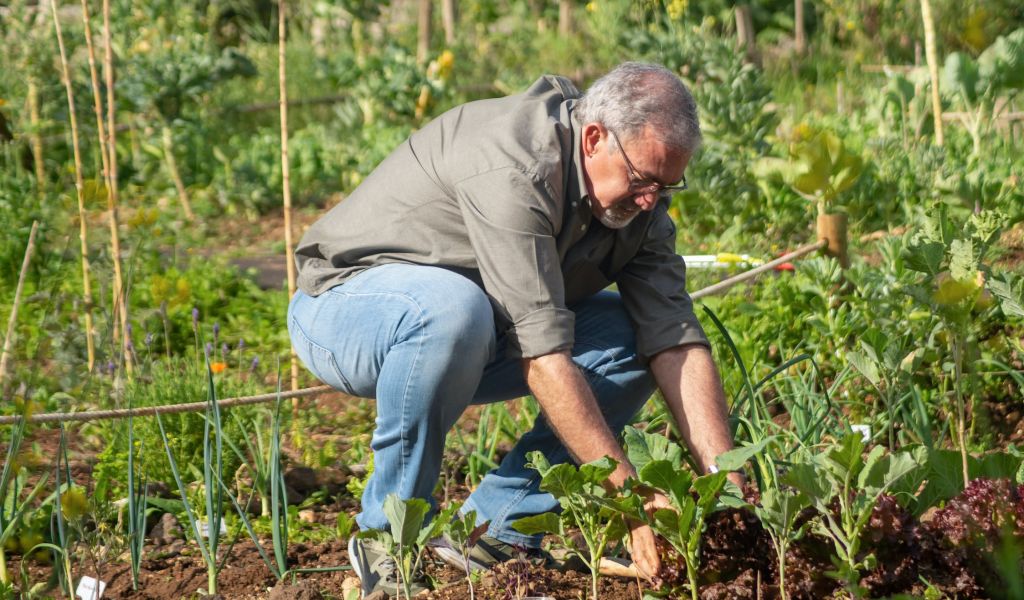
left=513, top=452, right=628, bottom=600
left=782, top=434, right=926, bottom=598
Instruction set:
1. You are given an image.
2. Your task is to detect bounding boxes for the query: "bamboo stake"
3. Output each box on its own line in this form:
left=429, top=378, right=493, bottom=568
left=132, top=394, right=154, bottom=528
left=84, top=0, right=130, bottom=376
left=417, top=0, right=432, bottom=65
left=27, top=79, right=45, bottom=193
left=441, top=0, right=457, bottom=46
left=50, top=0, right=97, bottom=372
left=920, top=0, right=944, bottom=146
left=278, top=0, right=299, bottom=396
left=0, top=222, right=40, bottom=393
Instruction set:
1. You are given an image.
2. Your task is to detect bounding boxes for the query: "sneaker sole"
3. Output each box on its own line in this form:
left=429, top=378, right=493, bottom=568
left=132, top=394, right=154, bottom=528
left=348, top=536, right=371, bottom=592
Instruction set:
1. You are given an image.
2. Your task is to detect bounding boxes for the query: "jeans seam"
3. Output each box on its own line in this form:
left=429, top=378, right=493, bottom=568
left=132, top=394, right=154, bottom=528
left=393, top=296, right=426, bottom=500
left=491, top=472, right=541, bottom=539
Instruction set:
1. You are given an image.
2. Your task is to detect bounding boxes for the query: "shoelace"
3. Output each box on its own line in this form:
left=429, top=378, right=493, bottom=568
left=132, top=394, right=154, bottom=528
left=369, top=554, right=400, bottom=582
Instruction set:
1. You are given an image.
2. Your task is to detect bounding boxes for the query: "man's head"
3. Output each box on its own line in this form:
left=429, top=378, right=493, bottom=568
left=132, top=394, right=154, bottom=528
left=575, top=62, right=701, bottom=229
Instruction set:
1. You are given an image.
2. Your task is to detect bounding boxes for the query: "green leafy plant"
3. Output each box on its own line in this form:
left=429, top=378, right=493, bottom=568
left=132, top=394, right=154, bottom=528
left=438, top=507, right=487, bottom=600
left=359, top=494, right=455, bottom=600
left=155, top=354, right=229, bottom=595
left=902, top=206, right=1005, bottom=483
left=633, top=462, right=727, bottom=600
left=512, top=452, right=628, bottom=600
left=782, top=434, right=927, bottom=598
left=0, top=418, right=50, bottom=586
left=753, top=124, right=865, bottom=216
left=941, top=28, right=1024, bottom=155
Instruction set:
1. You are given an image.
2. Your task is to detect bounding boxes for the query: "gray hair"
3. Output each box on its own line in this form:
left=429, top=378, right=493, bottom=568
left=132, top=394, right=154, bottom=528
left=574, top=62, right=701, bottom=155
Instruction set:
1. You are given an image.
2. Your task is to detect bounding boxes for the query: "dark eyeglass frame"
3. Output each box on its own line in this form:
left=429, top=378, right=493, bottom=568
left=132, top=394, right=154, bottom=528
left=608, top=129, right=688, bottom=197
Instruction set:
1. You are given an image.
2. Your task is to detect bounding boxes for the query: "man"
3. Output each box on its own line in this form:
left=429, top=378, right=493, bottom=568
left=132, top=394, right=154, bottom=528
left=288, top=62, right=741, bottom=598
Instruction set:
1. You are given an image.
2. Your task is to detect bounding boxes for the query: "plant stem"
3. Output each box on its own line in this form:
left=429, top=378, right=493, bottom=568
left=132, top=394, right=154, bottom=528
left=952, top=332, right=970, bottom=486
left=27, top=79, right=45, bottom=193
left=161, top=124, right=195, bottom=220
left=50, top=0, right=97, bottom=372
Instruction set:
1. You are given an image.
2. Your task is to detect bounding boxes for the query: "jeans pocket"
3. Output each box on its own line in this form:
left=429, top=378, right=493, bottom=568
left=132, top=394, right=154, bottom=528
left=289, top=317, right=356, bottom=395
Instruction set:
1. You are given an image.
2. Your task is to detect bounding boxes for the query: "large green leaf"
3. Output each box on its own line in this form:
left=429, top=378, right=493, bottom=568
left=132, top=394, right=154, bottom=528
left=580, top=456, right=618, bottom=487
left=903, top=241, right=945, bottom=276
left=847, top=350, right=881, bottom=386
left=692, top=472, right=728, bottom=510
left=537, top=463, right=584, bottom=499
left=511, top=512, right=561, bottom=536
left=638, top=460, right=693, bottom=508
left=783, top=461, right=832, bottom=504
left=383, top=494, right=429, bottom=548
left=942, top=52, right=980, bottom=103
left=624, top=426, right=684, bottom=472
left=715, top=436, right=777, bottom=472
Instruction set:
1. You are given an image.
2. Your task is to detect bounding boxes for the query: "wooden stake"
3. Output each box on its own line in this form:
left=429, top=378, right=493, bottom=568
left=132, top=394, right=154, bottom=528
left=417, top=0, right=433, bottom=64
left=27, top=79, right=45, bottom=193
left=50, top=0, right=97, bottom=372
left=920, top=0, right=944, bottom=146
left=441, top=0, right=457, bottom=46
left=0, top=222, right=40, bottom=393
left=794, top=0, right=806, bottom=55
left=84, top=0, right=131, bottom=376
left=558, top=0, right=574, bottom=37
left=816, top=213, right=850, bottom=269
left=279, top=0, right=299, bottom=396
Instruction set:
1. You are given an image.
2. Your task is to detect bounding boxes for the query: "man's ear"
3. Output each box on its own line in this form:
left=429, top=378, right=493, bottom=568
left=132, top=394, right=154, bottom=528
left=581, top=122, right=606, bottom=158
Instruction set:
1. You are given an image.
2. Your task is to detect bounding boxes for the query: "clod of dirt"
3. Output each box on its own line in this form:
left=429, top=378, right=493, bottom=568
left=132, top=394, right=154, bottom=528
left=269, top=579, right=322, bottom=600
left=150, top=512, right=183, bottom=545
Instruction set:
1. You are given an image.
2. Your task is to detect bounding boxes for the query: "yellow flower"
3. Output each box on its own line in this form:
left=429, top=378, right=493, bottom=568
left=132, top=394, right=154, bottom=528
left=437, top=50, right=454, bottom=81
left=61, top=486, right=89, bottom=519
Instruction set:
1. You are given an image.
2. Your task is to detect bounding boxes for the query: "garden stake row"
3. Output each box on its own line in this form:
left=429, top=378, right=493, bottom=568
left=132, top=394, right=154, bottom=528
left=49, top=0, right=96, bottom=373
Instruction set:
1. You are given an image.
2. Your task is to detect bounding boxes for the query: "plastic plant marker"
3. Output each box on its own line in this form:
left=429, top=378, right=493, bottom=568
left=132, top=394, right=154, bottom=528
left=75, top=576, right=106, bottom=600
left=199, top=519, right=229, bottom=538
left=850, top=424, right=872, bottom=442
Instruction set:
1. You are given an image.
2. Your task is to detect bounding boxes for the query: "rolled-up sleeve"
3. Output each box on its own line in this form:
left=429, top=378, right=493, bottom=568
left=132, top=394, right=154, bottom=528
left=617, top=211, right=709, bottom=360
left=454, top=167, right=574, bottom=359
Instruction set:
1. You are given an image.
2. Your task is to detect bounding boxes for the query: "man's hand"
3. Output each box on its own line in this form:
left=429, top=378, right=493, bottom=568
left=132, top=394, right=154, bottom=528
left=628, top=522, right=662, bottom=582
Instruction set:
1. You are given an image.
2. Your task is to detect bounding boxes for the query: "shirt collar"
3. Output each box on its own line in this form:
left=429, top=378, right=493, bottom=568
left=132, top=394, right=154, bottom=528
left=566, top=101, right=591, bottom=211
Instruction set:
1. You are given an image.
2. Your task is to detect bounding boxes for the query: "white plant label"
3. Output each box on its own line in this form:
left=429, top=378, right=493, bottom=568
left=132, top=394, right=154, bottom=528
left=851, top=424, right=872, bottom=442
left=76, top=576, right=106, bottom=600
left=199, top=519, right=228, bottom=538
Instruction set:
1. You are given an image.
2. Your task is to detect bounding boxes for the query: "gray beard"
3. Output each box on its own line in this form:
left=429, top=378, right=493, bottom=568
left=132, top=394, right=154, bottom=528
left=596, top=202, right=641, bottom=229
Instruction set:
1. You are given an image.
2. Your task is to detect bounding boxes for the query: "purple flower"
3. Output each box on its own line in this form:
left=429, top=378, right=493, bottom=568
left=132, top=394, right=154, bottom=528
left=213, top=322, right=220, bottom=344
left=221, top=343, right=229, bottom=357
left=237, top=339, right=245, bottom=351
left=144, top=332, right=154, bottom=347
left=250, top=356, right=260, bottom=372
left=192, top=307, right=200, bottom=330
left=205, top=342, right=213, bottom=358
left=106, top=361, right=116, bottom=375
left=126, top=323, right=133, bottom=338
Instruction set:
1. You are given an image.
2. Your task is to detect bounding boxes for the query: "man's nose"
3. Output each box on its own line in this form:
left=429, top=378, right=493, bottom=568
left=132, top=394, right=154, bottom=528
left=634, top=191, right=659, bottom=211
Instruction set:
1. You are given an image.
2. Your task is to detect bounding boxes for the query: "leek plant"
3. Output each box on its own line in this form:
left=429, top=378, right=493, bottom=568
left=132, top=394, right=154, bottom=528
left=0, top=418, right=50, bottom=586
left=127, top=405, right=148, bottom=590
left=156, top=353, right=227, bottom=596
left=51, top=425, right=76, bottom=597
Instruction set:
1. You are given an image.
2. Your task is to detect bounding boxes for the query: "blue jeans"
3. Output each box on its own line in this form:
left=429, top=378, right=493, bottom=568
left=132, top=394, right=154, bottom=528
left=288, top=263, right=655, bottom=548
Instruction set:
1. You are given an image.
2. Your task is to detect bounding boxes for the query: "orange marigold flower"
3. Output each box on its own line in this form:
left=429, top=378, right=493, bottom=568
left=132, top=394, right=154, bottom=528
left=210, top=361, right=228, bottom=374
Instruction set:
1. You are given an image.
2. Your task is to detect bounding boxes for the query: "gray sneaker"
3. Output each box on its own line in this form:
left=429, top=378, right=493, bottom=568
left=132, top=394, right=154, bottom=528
left=348, top=536, right=430, bottom=598
left=432, top=533, right=552, bottom=572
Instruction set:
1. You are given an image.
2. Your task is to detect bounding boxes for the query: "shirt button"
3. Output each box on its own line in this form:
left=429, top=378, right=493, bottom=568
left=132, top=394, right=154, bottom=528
left=571, top=201, right=578, bottom=208
left=579, top=224, right=586, bottom=231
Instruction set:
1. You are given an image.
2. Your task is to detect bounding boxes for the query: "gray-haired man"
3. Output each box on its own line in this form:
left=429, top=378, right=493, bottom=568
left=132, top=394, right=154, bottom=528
left=288, top=62, right=741, bottom=597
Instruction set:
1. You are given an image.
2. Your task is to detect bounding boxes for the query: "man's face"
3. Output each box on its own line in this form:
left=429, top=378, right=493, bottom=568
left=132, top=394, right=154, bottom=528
left=581, top=123, right=689, bottom=229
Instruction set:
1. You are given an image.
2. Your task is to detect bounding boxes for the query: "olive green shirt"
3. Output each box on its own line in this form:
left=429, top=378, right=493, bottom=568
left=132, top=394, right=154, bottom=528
left=295, top=75, right=709, bottom=360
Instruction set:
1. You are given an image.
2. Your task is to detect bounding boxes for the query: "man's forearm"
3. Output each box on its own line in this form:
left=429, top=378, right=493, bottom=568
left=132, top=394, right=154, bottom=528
left=523, top=351, right=635, bottom=487
left=649, top=345, right=736, bottom=477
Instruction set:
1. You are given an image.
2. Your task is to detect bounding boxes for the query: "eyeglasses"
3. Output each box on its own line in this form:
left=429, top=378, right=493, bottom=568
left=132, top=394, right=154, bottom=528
left=608, top=130, right=688, bottom=197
